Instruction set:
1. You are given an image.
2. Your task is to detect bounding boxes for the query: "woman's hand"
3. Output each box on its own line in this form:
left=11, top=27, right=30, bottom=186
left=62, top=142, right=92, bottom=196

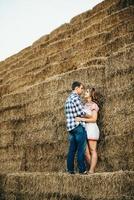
left=75, top=117, right=82, bottom=122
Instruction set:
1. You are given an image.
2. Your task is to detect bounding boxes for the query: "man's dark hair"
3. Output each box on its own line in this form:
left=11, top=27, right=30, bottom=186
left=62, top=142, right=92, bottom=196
left=72, top=81, right=82, bottom=90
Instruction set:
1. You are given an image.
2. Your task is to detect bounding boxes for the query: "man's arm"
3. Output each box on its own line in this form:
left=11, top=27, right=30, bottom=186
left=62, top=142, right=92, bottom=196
left=73, top=97, right=90, bottom=117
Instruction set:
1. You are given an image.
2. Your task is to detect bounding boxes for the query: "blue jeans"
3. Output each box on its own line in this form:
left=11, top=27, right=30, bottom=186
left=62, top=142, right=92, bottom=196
left=67, top=124, right=87, bottom=173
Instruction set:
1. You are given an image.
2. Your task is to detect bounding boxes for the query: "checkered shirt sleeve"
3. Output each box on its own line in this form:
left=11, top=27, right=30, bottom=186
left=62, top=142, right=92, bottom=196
left=65, top=93, right=85, bottom=131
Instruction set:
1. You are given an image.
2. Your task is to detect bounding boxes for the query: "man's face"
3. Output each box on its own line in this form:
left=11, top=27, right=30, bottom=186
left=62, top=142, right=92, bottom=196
left=76, top=85, right=84, bottom=95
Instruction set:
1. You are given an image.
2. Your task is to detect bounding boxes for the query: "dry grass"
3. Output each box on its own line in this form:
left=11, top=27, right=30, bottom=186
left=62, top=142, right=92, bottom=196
left=0, top=171, right=134, bottom=200
left=0, top=0, right=134, bottom=199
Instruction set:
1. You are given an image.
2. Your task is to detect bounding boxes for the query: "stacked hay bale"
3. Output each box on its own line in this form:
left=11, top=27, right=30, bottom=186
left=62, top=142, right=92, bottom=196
left=0, top=0, right=133, bottom=199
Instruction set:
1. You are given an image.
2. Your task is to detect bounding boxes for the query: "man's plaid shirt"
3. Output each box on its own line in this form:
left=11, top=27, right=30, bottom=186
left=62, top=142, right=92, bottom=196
left=65, top=92, right=86, bottom=131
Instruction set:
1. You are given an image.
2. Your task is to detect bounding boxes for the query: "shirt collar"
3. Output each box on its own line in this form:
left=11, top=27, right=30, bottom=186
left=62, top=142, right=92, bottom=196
left=71, top=91, right=80, bottom=99
left=72, top=91, right=79, bottom=96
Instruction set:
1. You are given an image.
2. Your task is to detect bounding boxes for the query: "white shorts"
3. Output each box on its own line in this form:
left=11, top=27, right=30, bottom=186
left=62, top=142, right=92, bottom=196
left=85, top=123, right=100, bottom=140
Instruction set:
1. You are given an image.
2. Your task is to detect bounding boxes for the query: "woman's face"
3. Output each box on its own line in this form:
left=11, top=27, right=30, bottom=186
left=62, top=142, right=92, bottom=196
left=84, top=89, right=91, bottom=99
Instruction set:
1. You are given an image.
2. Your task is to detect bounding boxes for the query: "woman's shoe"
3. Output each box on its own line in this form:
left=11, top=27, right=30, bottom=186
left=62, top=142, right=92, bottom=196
left=88, top=170, right=94, bottom=174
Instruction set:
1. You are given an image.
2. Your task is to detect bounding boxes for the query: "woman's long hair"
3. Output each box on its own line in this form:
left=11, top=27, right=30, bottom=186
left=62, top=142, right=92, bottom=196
left=89, top=88, right=98, bottom=105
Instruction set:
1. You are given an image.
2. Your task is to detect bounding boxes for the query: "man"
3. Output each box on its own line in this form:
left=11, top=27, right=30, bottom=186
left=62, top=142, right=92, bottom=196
left=64, top=81, right=87, bottom=174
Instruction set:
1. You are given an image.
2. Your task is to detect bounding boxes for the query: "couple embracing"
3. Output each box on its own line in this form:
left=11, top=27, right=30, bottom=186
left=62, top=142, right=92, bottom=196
left=65, top=81, right=99, bottom=174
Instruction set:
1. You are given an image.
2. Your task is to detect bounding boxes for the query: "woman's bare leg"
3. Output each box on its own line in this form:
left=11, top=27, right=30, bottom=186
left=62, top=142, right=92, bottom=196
left=85, top=144, right=91, bottom=170
left=88, top=140, right=97, bottom=173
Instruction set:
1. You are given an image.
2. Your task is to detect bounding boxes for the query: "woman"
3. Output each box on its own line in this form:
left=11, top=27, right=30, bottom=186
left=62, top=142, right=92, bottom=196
left=76, top=88, right=100, bottom=173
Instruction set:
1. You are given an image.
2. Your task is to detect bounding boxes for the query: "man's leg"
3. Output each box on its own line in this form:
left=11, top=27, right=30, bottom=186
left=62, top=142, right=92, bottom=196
left=75, top=125, right=87, bottom=173
left=67, top=133, right=77, bottom=173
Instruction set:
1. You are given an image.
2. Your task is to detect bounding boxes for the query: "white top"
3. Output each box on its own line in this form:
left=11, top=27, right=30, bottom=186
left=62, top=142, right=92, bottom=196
left=84, top=102, right=100, bottom=140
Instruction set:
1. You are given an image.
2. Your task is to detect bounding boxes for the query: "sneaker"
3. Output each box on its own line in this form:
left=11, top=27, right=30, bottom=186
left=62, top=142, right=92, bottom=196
left=67, top=171, right=75, bottom=175
left=79, top=171, right=88, bottom=175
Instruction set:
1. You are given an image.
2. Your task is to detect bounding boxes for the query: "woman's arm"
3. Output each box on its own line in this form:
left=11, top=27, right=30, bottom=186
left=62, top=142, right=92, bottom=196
left=76, top=110, right=98, bottom=123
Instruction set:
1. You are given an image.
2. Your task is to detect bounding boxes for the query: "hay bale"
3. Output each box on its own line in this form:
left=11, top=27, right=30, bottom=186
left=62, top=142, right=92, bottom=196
left=0, top=171, right=133, bottom=200
left=98, top=133, right=134, bottom=172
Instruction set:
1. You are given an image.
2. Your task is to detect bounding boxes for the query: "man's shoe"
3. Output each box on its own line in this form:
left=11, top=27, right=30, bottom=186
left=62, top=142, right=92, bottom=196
left=79, top=171, right=88, bottom=175
left=67, top=171, right=75, bottom=175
